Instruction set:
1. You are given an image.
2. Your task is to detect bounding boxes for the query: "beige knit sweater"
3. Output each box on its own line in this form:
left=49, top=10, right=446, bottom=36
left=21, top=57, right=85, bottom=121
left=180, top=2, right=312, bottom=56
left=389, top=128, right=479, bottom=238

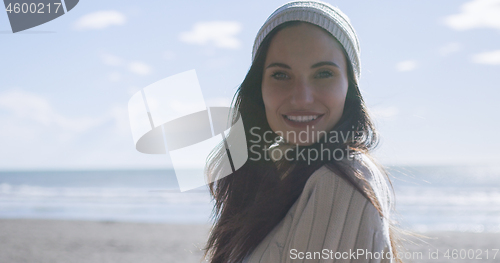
left=242, top=154, right=393, bottom=262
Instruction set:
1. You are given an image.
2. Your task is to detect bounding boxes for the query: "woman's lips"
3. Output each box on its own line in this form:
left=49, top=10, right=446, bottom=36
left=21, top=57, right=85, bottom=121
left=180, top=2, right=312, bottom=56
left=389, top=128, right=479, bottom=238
left=282, top=113, right=324, bottom=128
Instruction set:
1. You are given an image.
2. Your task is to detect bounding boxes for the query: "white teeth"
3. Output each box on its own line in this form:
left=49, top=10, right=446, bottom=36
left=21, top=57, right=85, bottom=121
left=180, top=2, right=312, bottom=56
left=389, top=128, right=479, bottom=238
left=285, top=115, right=319, bottom=122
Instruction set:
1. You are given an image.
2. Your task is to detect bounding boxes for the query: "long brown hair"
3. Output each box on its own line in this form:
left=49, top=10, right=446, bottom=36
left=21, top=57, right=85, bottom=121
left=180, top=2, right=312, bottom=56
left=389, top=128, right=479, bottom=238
left=204, top=21, right=403, bottom=263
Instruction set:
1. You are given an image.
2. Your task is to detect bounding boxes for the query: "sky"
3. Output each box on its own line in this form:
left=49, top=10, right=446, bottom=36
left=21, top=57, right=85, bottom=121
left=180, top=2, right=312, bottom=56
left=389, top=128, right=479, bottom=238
left=0, top=0, right=499, bottom=170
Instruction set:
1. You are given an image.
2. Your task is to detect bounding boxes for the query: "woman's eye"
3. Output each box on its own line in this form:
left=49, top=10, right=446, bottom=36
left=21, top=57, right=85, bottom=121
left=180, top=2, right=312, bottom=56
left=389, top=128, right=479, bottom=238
left=315, top=70, right=333, bottom=78
left=271, top=72, right=289, bottom=80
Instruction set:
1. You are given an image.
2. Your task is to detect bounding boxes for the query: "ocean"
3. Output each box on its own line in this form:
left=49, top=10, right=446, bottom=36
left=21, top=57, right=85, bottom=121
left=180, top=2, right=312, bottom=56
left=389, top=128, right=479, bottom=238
left=1, top=165, right=499, bottom=232
left=388, top=165, right=500, bottom=233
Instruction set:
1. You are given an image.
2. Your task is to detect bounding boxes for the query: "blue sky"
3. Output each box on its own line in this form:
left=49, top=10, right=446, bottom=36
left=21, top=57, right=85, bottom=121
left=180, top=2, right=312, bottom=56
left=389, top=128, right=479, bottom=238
left=1, top=0, right=499, bottom=170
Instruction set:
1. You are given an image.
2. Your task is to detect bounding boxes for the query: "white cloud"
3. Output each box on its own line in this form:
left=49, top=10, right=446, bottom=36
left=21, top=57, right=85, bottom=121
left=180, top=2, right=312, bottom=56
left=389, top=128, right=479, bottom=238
left=439, top=42, right=462, bottom=56
left=101, top=54, right=153, bottom=78
left=0, top=90, right=52, bottom=126
left=101, top=53, right=124, bottom=66
left=443, top=0, right=500, bottom=30
left=179, top=21, right=242, bottom=49
left=74, top=11, right=126, bottom=30
left=128, top=61, right=152, bottom=75
left=0, top=90, right=170, bottom=170
left=471, top=49, right=500, bottom=64
left=396, top=60, right=418, bottom=72
left=0, top=90, right=107, bottom=136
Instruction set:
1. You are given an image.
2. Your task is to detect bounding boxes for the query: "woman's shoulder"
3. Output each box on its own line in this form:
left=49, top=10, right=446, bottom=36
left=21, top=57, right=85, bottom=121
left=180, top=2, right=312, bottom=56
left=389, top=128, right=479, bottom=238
left=301, top=153, right=394, bottom=254
left=243, top=155, right=394, bottom=263
left=302, top=154, right=377, bottom=195
left=301, top=154, right=394, bottom=229
left=283, top=157, right=392, bottom=260
left=295, top=159, right=376, bottom=219
left=308, top=154, right=393, bottom=211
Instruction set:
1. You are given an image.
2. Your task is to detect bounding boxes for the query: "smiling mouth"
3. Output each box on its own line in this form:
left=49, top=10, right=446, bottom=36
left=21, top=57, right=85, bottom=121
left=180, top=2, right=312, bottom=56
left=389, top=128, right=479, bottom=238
left=283, top=114, right=323, bottom=123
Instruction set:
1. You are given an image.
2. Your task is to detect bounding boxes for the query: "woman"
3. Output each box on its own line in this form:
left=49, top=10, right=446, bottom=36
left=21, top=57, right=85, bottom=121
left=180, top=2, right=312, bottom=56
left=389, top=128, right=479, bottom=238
left=204, top=1, right=402, bottom=262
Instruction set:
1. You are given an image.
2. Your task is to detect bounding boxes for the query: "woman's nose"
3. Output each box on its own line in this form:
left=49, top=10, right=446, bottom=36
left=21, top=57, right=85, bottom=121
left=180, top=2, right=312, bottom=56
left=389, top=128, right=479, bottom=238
left=290, top=79, right=314, bottom=107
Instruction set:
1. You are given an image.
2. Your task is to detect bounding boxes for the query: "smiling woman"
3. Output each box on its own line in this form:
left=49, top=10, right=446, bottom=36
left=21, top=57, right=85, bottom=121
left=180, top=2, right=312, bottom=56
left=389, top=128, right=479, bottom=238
left=262, top=22, right=349, bottom=146
left=204, top=1, right=403, bottom=262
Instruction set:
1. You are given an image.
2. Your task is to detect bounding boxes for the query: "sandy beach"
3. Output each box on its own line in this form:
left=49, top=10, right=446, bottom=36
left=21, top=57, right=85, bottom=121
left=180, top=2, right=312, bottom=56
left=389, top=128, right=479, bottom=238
left=0, top=219, right=211, bottom=263
left=1, top=219, right=500, bottom=263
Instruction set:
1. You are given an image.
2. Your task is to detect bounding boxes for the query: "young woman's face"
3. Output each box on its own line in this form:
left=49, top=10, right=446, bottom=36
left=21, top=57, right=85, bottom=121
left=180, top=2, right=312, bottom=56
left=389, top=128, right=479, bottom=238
left=261, top=23, right=349, bottom=146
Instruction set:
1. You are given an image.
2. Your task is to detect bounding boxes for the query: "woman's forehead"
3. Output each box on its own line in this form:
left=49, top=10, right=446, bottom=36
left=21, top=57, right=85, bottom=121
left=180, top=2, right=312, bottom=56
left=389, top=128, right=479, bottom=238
left=265, top=23, right=347, bottom=68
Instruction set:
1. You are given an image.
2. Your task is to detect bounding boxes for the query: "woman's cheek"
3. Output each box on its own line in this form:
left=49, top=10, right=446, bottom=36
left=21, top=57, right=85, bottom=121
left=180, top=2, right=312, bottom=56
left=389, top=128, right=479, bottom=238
left=263, top=86, right=283, bottom=111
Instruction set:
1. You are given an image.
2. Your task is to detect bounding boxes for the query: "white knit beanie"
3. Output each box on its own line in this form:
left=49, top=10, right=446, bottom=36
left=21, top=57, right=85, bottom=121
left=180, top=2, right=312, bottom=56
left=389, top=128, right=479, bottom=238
left=252, top=0, right=361, bottom=82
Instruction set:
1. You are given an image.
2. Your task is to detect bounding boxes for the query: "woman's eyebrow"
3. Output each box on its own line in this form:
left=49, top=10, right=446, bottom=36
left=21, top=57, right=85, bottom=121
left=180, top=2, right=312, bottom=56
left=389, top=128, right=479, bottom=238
left=265, top=62, right=291, bottom=69
left=311, top=61, right=340, bottom=69
left=265, top=61, right=340, bottom=69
